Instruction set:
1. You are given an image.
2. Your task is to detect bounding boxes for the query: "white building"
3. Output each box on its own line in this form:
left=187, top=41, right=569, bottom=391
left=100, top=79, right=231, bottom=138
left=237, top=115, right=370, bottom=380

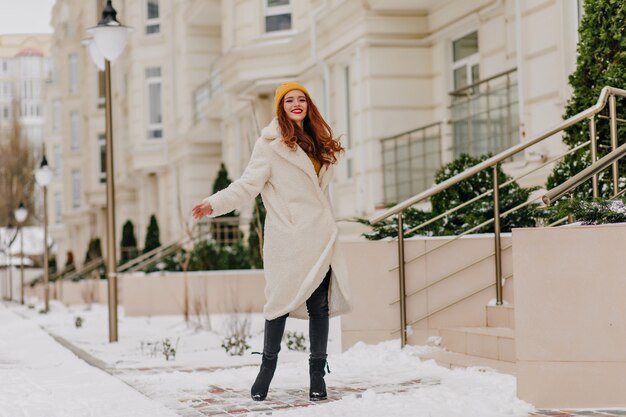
left=46, top=0, right=585, bottom=267
left=206, top=0, right=584, bottom=221
left=0, top=34, right=51, bottom=150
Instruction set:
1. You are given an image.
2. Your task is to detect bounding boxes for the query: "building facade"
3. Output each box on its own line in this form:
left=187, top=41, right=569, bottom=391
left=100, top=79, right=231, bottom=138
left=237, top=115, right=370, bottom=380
left=0, top=34, right=51, bottom=150
left=207, top=0, right=583, bottom=221
left=46, top=0, right=584, bottom=267
left=46, top=0, right=221, bottom=267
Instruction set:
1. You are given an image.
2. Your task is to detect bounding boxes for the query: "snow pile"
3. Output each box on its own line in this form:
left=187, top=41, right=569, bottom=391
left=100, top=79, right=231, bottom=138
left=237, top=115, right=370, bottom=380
left=0, top=305, right=179, bottom=417
left=120, top=340, right=533, bottom=417
left=21, top=302, right=336, bottom=370
left=10, top=302, right=535, bottom=417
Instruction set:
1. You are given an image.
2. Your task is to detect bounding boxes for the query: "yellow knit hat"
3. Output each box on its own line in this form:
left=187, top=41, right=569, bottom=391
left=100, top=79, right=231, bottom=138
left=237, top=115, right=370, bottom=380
left=274, top=82, right=310, bottom=115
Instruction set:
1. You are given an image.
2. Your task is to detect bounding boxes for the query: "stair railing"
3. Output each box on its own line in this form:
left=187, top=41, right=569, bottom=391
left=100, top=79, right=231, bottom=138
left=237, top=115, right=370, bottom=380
left=369, top=86, right=626, bottom=347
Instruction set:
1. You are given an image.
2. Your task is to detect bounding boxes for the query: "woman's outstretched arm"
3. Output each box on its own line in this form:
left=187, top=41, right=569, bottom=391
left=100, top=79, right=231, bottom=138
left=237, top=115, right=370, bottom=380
left=192, top=138, right=270, bottom=219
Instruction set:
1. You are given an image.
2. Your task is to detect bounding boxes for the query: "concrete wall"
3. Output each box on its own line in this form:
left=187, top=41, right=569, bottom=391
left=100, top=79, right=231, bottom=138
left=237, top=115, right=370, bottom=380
left=120, top=269, right=266, bottom=316
left=513, top=224, right=626, bottom=408
left=23, top=269, right=266, bottom=317
left=339, top=234, right=513, bottom=351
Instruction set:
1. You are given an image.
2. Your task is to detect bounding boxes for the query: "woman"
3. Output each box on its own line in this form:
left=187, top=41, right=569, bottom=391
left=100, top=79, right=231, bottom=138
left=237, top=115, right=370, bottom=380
left=191, top=82, right=352, bottom=402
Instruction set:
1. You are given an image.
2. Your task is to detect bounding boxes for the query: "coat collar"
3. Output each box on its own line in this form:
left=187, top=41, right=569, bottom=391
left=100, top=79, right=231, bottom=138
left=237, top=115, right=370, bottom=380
left=262, top=118, right=333, bottom=191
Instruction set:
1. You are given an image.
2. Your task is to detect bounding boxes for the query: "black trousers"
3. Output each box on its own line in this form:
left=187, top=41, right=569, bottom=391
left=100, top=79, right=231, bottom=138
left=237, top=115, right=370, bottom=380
left=262, top=267, right=331, bottom=360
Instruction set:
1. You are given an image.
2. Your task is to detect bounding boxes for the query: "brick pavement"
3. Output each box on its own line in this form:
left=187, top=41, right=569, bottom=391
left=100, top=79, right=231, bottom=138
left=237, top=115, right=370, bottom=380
left=112, top=366, right=626, bottom=417
left=46, top=334, right=626, bottom=417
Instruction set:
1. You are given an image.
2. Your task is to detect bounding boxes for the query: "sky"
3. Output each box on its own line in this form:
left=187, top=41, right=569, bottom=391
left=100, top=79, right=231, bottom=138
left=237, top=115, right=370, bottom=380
left=0, top=0, right=56, bottom=35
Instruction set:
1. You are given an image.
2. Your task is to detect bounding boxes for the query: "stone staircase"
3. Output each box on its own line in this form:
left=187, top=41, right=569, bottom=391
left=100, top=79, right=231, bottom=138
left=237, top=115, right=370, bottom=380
left=420, top=304, right=517, bottom=375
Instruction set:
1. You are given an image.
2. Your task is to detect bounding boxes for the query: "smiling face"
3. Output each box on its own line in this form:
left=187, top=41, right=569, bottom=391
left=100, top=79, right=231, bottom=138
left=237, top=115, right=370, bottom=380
left=282, top=90, right=308, bottom=127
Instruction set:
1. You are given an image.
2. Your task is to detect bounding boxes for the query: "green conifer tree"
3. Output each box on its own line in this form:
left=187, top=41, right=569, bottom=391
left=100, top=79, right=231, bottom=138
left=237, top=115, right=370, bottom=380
left=143, top=214, right=161, bottom=254
left=120, top=220, right=139, bottom=263
left=84, top=238, right=103, bottom=263
left=546, top=0, right=626, bottom=199
left=353, top=154, right=541, bottom=239
left=211, top=162, right=241, bottom=244
left=248, top=195, right=266, bottom=268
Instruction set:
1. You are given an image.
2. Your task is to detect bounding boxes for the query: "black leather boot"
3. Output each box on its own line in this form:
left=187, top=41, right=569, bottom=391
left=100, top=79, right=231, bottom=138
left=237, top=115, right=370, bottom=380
left=250, top=314, right=287, bottom=401
left=250, top=354, right=278, bottom=401
left=309, top=358, right=328, bottom=401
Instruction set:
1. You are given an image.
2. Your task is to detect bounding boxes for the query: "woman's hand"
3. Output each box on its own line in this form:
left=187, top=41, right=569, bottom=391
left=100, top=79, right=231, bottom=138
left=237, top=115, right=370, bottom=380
left=191, top=201, right=213, bottom=220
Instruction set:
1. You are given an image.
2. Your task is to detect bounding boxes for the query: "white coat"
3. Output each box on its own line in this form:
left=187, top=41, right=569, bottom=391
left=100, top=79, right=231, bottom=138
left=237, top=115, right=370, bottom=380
left=203, top=118, right=352, bottom=320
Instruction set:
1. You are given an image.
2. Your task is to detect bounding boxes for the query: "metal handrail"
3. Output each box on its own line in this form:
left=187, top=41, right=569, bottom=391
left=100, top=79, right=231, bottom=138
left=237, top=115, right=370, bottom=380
left=402, top=141, right=589, bottom=237
left=390, top=273, right=514, bottom=335
left=120, top=237, right=195, bottom=273
left=61, top=257, right=104, bottom=282
left=368, top=86, right=626, bottom=347
left=118, top=239, right=183, bottom=273
left=370, top=86, right=626, bottom=225
left=543, top=139, right=626, bottom=204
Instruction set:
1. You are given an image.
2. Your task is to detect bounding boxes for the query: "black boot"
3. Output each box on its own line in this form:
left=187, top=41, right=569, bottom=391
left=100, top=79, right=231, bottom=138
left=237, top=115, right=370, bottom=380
left=250, top=354, right=277, bottom=401
left=309, top=358, right=328, bottom=401
left=251, top=314, right=287, bottom=401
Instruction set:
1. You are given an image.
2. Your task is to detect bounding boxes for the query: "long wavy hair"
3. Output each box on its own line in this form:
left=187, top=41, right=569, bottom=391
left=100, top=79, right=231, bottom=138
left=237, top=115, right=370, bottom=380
left=277, top=93, right=344, bottom=165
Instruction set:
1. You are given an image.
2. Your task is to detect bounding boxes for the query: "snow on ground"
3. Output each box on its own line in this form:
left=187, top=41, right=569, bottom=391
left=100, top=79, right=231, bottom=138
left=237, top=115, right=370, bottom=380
left=6, top=300, right=535, bottom=417
left=120, top=341, right=534, bottom=417
left=15, top=299, right=340, bottom=369
left=0, top=304, right=179, bottom=417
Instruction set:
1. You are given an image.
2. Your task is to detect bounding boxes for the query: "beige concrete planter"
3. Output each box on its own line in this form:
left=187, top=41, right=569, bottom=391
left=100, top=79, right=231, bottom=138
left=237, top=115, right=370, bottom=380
left=514, top=223, right=626, bottom=408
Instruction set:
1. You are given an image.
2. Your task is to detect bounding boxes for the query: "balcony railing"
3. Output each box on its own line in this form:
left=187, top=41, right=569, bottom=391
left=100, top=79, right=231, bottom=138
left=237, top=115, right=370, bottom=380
left=381, top=122, right=443, bottom=205
left=450, top=68, right=519, bottom=159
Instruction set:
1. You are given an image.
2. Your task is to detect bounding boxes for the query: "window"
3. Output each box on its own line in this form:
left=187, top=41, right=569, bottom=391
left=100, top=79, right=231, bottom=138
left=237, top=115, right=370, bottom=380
left=53, top=145, right=61, bottom=177
left=46, top=57, right=56, bottom=83
left=194, top=83, right=209, bottom=124
left=145, top=67, right=163, bottom=139
left=2, top=106, right=8, bottom=120
left=451, top=31, right=479, bottom=90
left=68, top=53, right=79, bottom=95
left=97, top=71, right=105, bottom=108
left=146, top=0, right=160, bottom=34
left=264, top=0, right=292, bottom=33
left=1, top=59, right=7, bottom=73
left=70, top=111, right=81, bottom=150
left=52, top=99, right=61, bottom=131
left=55, top=192, right=63, bottom=224
left=98, top=133, right=106, bottom=183
left=71, top=169, right=81, bottom=208
left=344, top=66, right=353, bottom=179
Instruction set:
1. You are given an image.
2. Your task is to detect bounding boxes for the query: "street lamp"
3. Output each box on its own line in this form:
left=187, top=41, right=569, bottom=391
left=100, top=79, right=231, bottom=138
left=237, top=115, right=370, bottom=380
left=6, top=222, right=15, bottom=301
left=1, top=224, right=16, bottom=300
left=82, top=38, right=105, bottom=71
left=35, top=155, right=53, bottom=313
left=86, top=0, right=131, bottom=343
left=15, top=202, right=28, bottom=305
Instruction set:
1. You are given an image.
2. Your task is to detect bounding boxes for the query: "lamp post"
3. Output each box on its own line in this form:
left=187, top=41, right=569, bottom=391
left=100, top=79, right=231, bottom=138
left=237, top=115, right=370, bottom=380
left=35, top=155, right=53, bottom=313
left=86, top=0, right=131, bottom=343
left=1, top=225, right=15, bottom=300
left=6, top=222, right=16, bottom=301
left=15, top=202, right=28, bottom=305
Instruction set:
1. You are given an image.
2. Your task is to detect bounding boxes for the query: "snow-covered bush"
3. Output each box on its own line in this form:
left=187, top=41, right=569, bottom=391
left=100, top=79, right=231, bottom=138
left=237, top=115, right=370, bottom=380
left=221, top=313, right=251, bottom=356
left=221, top=335, right=250, bottom=356
left=139, top=338, right=178, bottom=361
left=161, top=338, right=177, bottom=361
left=285, top=331, right=307, bottom=351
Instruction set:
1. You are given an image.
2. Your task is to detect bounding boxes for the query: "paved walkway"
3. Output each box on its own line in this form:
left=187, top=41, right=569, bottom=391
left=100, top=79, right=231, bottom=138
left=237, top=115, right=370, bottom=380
left=49, top=333, right=626, bottom=417
left=115, top=369, right=440, bottom=417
